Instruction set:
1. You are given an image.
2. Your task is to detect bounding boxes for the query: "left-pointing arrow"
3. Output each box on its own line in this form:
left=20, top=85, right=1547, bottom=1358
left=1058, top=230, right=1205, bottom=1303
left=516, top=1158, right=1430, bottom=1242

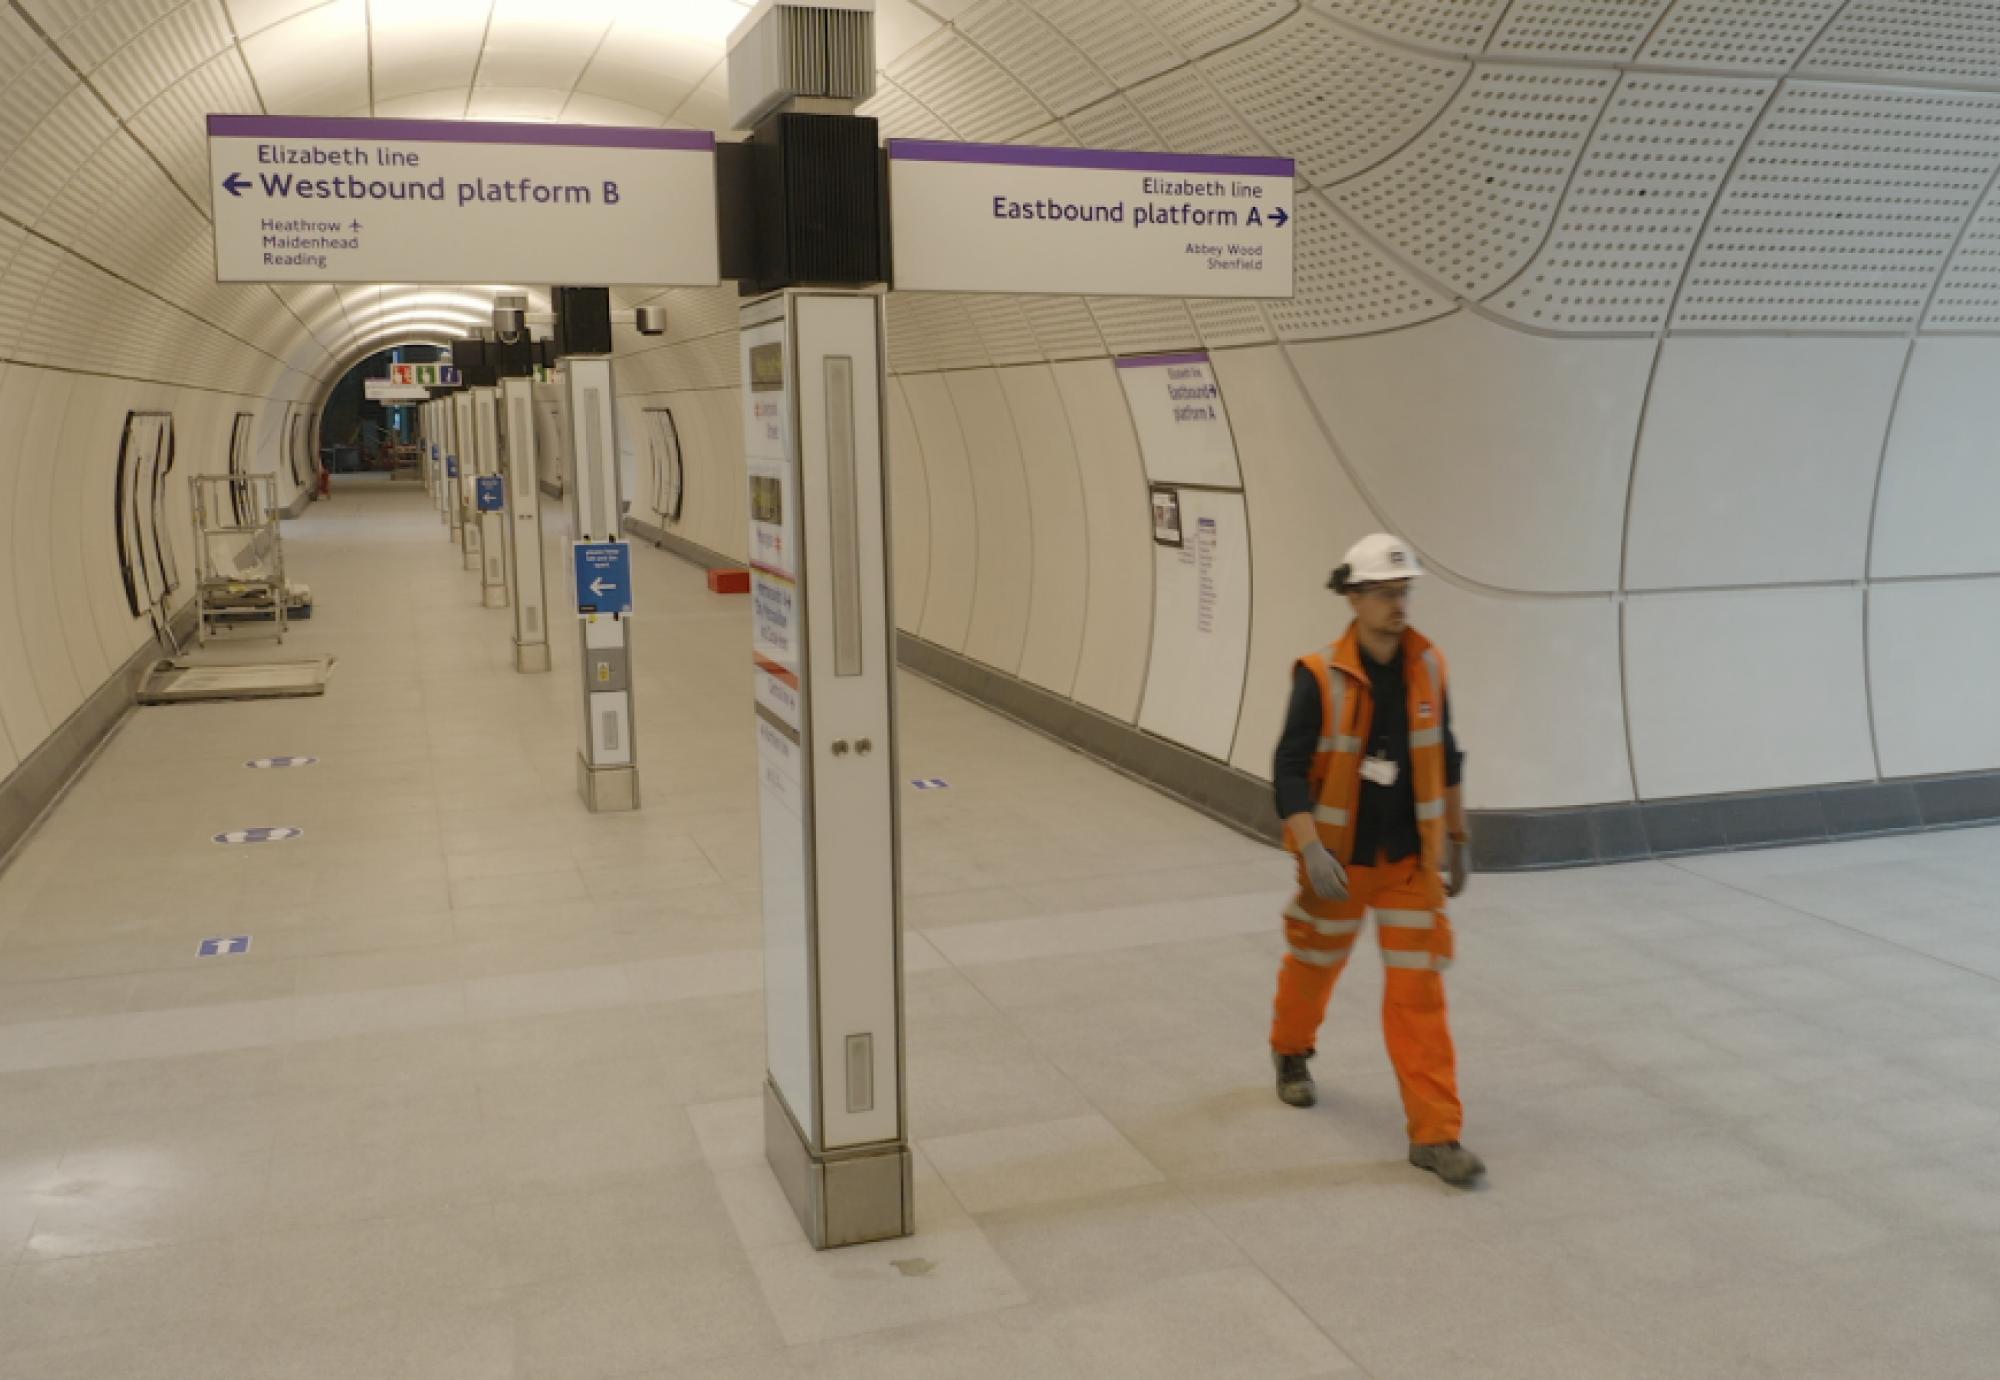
left=222, top=173, right=251, bottom=197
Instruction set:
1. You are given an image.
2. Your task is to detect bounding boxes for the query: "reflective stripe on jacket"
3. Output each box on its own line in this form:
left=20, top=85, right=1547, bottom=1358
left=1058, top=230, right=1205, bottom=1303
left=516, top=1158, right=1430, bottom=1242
left=1292, top=625, right=1449, bottom=876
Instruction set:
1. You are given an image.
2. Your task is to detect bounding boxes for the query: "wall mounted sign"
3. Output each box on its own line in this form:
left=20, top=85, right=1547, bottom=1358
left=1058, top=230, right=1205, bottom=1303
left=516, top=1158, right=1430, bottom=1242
left=887, top=140, right=1293, bottom=298
left=208, top=115, right=720, bottom=285
left=1119, top=353, right=1243, bottom=490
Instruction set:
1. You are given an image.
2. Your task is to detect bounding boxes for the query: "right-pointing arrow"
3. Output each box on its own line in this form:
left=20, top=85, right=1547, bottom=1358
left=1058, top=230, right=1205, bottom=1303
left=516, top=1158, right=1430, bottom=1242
left=222, top=173, right=251, bottom=197
left=1269, top=206, right=1289, bottom=229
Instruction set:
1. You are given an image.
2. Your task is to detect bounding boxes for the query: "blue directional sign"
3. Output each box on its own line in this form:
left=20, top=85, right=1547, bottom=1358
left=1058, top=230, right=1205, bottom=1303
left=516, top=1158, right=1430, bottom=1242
left=199, top=936, right=252, bottom=957
left=573, top=542, right=633, bottom=615
left=446, top=455, right=459, bottom=479
left=476, top=476, right=504, bottom=512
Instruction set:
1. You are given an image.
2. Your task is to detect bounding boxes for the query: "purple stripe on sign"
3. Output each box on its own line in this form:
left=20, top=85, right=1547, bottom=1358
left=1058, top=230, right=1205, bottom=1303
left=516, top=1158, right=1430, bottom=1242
left=207, top=114, right=715, bottom=152
left=1116, top=352, right=1211, bottom=369
left=889, top=139, right=1293, bottom=179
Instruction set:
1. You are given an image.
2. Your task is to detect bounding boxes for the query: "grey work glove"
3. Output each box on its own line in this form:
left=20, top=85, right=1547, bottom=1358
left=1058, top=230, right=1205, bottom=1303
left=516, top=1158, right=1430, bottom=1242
left=1301, top=839, right=1349, bottom=903
left=1446, top=834, right=1472, bottom=899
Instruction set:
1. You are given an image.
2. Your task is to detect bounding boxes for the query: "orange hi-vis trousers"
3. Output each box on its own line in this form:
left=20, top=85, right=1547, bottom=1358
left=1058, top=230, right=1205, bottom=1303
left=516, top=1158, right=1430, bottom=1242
left=1270, top=853, right=1462, bottom=1145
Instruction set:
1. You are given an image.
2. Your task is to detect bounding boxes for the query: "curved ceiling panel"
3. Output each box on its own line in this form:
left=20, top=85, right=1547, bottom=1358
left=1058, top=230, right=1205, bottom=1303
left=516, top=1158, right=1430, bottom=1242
left=1486, top=73, right=1770, bottom=332
left=1205, top=11, right=1465, bottom=187
left=1332, top=65, right=1616, bottom=300
left=9, top=0, right=2000, bottom=400
left=1313, top=0, right=1508, bottom=54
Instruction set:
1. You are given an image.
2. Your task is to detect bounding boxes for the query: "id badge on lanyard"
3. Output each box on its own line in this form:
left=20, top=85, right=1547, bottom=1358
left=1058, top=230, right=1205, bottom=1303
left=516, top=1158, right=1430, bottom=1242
left=1360, top=755, right=1400, bottom=788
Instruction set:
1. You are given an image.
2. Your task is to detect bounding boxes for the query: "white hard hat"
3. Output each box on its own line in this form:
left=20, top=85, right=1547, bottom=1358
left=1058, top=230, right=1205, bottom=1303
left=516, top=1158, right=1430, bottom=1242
left=1331, top=533, right=1422, bottom=591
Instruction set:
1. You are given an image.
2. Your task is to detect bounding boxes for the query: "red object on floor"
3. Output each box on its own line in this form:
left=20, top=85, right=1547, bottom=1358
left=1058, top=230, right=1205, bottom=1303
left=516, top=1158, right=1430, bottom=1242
left=707, top=567, right=749, bottom=594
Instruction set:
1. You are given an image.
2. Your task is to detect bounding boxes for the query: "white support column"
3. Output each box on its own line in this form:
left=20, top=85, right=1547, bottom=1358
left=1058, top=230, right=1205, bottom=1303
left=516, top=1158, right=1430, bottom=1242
left=744, top=290, right=909, bottom=1251
left=502, top=376, right=551, bottom=672
left=455, top=390, right=481, bottom=571
left=443, top=399, right=465, bottom=539
left=420, top=401, right=435, bottom=498
left=563, top=355, right=638, bottom=812
left=473, top=386, right=508, bottom=609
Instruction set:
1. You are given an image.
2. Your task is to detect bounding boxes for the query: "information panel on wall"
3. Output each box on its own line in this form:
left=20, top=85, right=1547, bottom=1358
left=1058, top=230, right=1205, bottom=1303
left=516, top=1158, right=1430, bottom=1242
left=1117, top=352, right=1243, bottom=489
left=1138, top=491, right=1251, bottom=761
left=887, top=140, right=1293, bottom=299
left=207, top=115, right=720, bottom=285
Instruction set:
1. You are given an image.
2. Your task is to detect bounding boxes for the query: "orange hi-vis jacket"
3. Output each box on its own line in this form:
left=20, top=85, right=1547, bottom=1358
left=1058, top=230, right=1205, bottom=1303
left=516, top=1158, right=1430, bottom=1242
left=1290, top=624, right=1451, bottom=876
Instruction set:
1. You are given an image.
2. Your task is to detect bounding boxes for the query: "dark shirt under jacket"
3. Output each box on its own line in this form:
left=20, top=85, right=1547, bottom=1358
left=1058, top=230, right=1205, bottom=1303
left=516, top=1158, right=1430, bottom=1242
left=1273, top=653, right=1464, bottom=866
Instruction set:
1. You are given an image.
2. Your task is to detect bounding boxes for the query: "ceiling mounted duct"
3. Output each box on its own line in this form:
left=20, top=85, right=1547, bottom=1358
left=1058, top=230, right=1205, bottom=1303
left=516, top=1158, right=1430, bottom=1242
left=728, top=0, right=875, bottom=130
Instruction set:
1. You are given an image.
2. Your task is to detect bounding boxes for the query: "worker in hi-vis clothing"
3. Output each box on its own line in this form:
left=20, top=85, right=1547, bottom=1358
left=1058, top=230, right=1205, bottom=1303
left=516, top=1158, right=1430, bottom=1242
left=1268, top=533, right=1485, bottom=1188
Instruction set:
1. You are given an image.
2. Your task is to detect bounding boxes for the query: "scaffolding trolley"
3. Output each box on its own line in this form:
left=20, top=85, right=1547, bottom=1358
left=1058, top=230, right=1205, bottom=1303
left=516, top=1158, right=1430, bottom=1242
left=189, top=474, right=288, bottom=645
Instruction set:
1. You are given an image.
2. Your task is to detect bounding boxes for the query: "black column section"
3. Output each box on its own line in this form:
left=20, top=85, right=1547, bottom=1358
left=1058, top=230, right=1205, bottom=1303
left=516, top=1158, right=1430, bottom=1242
left=552, top=287, right=613, bottom=356
left=455, top=338, right=496, bottom=387
left=724, top=112, right=883, bottom=295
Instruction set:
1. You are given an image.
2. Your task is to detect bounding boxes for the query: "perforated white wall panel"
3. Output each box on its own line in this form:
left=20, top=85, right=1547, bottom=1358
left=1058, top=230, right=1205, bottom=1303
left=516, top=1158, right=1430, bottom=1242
left=1025, top=0, right=1180, bottom=87
left=890, top=295, right=990, bottom=372
left=1203, top=10, right=1465, bottom=187
left=888, top=28, right=1045, bottom=142
left=1638, top=0, right=1844, bottom=73
left=1489, top=75, right=1771, bottom=332
left=963, top=296, right=1045, bottom=365
left=1334, top=66, right=1616, bottom=299
left=1805, top=2, right=2000, bottom=85
left=1269, top=191, right=1447, bottom=339
left=1020, top=296, right=1106, bottom=359
left=91, top=0, right=233, bottom=116
left=960, top=0, right=1108, bottom=117
left=1314, top=0, right=1507, bottom=53
left=1926, top=178, right=2000, bottom=330
left=1186, top=298, right=1273, bottom=348
left=853, top=77, right=947, bottom=139
left=1126, top=67, right=1266, bottom=160
left=1677, top=83, right=2000, bottom=331
left=1131, top=0, right=1296, bottom=58
left=1085, top=297, right=1201, bottom=355
left=859, top=79, right=959, bottom=138
left=1063, top=95, right=1158, bottom=150
left=1488, top=0, right=1672, bottom=60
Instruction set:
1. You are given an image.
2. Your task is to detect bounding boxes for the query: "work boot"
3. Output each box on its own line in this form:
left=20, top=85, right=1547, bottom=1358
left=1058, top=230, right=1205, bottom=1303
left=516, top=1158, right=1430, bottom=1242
left=1272, top=1052, right=1316, bottom=1108
left=1409, top=1140, right=1485, bottom=1187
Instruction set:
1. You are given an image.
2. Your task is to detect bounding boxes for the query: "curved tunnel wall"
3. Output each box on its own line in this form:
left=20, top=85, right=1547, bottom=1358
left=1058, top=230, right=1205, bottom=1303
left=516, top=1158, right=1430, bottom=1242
left=4, top=0, right=2000, bottom=861
left=610, top=1, right=2000, bottom=856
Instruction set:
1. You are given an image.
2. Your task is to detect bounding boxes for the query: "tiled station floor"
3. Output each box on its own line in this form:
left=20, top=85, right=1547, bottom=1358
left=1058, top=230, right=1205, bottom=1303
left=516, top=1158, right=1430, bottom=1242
left=3, top=477, right=2000, bottom=1379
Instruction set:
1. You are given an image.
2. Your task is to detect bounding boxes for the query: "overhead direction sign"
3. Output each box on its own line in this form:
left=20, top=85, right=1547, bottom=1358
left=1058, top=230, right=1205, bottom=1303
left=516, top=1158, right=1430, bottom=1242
left=887, top=139, right=1294, bottom=299
left=573, top=542, right=633, bottom=616
left=365, top=380, right=430, bottom=401
left=207, top=115, right=721, bottom=286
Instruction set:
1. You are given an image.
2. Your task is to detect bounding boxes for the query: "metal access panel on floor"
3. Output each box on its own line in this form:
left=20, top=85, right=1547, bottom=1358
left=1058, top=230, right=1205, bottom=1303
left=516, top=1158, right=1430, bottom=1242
left=137, top=656, right=335, bottom=704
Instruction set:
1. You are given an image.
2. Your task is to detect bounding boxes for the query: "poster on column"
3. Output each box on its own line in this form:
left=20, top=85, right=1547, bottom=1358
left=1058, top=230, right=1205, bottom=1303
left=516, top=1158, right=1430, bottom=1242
left=1138, top=490, right=1251, bottom=761
left=1117, top=352, right=1243, bottom=489
left=743, top=315, right=814, bottom=1136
